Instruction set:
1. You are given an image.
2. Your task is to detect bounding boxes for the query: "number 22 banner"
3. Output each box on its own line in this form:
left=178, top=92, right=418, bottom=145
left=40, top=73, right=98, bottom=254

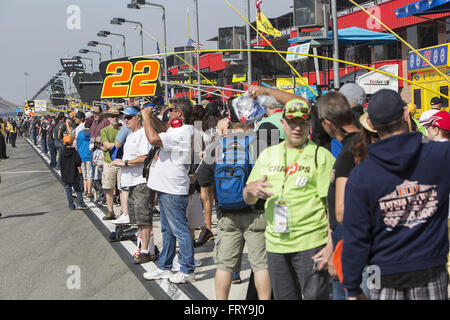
left=99, top=58, right=162, bottom=99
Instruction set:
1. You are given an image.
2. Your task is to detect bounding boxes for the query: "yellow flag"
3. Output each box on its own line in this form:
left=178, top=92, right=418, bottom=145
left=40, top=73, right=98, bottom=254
left=257, top=11, right=282, bottom=37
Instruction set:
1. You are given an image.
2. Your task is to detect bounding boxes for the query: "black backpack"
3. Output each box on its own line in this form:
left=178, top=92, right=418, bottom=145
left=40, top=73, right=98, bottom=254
left=109, top=224, right=138, bottom=242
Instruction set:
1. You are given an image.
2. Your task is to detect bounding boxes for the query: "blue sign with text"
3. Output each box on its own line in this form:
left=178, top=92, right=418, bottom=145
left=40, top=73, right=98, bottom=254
left=408, top=44, right=449, bottom=71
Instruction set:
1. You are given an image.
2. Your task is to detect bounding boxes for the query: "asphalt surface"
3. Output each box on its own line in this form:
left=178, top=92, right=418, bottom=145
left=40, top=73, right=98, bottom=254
left=0, top=137, right=155, bottom=300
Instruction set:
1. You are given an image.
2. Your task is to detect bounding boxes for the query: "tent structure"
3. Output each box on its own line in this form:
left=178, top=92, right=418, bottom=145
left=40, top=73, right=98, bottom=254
left=289, top=27, right=398, bottom=45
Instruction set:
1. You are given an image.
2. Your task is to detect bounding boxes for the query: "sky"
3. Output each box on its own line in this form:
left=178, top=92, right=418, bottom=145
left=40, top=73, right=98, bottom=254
left=0, top=0, right=293, bottom=106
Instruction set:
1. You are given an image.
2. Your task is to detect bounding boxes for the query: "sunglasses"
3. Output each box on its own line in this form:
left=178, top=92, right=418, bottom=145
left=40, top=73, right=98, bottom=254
left=123, top=115, right=135, bottom=121
left=285, top=117, right=309, bottom=129
left=109, top=114, right=119, bottom=118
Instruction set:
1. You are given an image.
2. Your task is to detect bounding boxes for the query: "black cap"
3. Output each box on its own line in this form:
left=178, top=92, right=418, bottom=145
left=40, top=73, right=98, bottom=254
left=368, top=89, right=406, bottom=126
left=57, top=112, right=65, bottom=118
left=430, top=97, right=442, bottom=106
left=75, top=111, right=85, bottom=119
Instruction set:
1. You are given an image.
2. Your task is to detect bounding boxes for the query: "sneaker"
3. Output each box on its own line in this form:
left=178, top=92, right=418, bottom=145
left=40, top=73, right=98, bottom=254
left=143, top=268, right=173, bottom=281
left=86, top=194, right=94, bottom=202
left=76, top=204, right=89, bottom=210
left=194, top=229, right=213, bottom=247
left=134, top=252, right=157, bottom=264
left=169, top=271, right=195, bottom=284
left=102, top=211, right=116, bottom=220
left=172, top=253, right=201, bottom=272
left=112, top=214, right=130, bottom=225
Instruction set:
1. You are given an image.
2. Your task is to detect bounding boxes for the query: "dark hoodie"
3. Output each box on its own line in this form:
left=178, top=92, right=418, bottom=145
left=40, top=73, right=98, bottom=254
left=60, top=146, right=82, bottom=184
left=342, top=132, right=450, bottom=297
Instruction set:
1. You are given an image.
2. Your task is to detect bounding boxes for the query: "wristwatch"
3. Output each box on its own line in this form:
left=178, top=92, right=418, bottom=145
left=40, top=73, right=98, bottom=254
left=125, top=160, right=129, bottom=167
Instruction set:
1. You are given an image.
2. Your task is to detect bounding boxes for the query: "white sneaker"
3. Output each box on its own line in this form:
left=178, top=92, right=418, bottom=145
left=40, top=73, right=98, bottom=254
left=169, top=271, right=195, bottom=284
left=172, top=253, right=201, bottom=272
left=143, top=268, right=173, bottom=281
left=172, top=252, right=181, bottom=272
left=112, top=214, right=130, bottom=225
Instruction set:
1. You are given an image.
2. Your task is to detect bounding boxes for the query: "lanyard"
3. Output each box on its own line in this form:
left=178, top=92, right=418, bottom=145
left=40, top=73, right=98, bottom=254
left=280, top=141, right=307, bottom=198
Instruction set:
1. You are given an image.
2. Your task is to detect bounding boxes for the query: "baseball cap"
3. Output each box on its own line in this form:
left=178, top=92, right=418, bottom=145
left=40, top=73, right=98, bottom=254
left=430, top=110, right=450, bottom=131
left=368, top=89, right=406, bottom=126
left=75, top=111, right=85, bottom=119
left=283, top=99, right=309, bottom=120
left=339, top=83, right=366, bottom=106
left=359, top=112, right=377, bottom=133
left=63, top=135, right=73, bottom=146
left=121, top=106, right=140, bottom=116
left=430, top=97, right=442, bottom=106
left=419, top=109, right=439, bottom=126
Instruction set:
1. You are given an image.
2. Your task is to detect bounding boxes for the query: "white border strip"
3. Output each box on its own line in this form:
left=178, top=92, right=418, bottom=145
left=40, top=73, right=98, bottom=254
left=26, top=138, right=191, bottom=300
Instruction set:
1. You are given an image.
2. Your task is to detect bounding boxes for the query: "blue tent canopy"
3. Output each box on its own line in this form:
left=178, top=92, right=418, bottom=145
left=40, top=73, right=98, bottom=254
left=289, top=27, right=397, bottom=45
left=395, top=0, right=450, bottom=18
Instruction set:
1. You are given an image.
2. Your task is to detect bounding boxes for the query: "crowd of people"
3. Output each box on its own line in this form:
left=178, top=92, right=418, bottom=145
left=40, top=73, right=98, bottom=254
left=4, top=84, right=450, bottom=300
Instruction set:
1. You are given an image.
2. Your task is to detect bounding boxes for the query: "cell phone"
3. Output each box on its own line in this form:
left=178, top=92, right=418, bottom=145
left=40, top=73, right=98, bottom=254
left=312, top=258, right=322, bottom=271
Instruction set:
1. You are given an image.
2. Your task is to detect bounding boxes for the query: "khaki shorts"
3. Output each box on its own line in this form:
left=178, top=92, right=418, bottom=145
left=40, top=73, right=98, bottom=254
left=214, top=212, right=267, bottom=273
left=102, top=163, right=121, bottom=190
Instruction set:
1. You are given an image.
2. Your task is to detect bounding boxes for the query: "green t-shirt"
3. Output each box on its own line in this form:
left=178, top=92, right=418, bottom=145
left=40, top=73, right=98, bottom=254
left=247, top=140, right=335, bottom=254
left=100, top=126, right=119, bottom=164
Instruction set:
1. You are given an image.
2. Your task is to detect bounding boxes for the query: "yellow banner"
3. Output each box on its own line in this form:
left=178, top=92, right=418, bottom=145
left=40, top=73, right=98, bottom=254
left=232, top=73, right=247, bottom=83
left=257, top=11, right=281, bottom=38
left=276, top=77, right=309, bottom=93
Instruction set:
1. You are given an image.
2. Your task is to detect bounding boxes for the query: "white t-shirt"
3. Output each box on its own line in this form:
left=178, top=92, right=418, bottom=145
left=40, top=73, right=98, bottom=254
left=75, top=122, right=85, bottom=139
left=121, top=127, right=152, bottom=187
left=147, top=125, right=193, bottom=195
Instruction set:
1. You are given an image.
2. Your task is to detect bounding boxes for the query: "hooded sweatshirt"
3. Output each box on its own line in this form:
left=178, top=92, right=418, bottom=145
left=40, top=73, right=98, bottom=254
left=60, top=146, right=82, bottom=184
left=342, top=132, right=450, bottom=297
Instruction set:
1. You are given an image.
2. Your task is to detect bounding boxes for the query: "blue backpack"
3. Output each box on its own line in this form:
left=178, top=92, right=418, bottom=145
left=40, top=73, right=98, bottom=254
left=214, top=135, right=255, bottom=210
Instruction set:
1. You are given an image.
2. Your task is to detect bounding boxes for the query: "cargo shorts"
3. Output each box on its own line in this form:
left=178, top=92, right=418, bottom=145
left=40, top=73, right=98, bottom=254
left=128, top=183, right=154, bottom=226
left=214, top=212, right=267, bottom=273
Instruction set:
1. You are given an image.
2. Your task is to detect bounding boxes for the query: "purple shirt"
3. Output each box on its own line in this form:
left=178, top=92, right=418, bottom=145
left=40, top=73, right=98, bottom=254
left=90, top=117, right=109, bottom=140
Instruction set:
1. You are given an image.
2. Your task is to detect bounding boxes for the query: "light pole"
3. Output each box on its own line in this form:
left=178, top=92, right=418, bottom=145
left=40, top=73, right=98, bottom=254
left=24, top=72, right=29, bottom=100
left=111, top=17, right=144, bottom=56
left=98, top=30, right=127, bottom=57
left=331, top=0, right=340, bottom=89
left=127, top=0, right=169, bottom=104
left=194, top=0, right=201, bottom=104
left=73, top=55, right=93, bottom=72
left=88, top=41, right=113, bottom=60
left=79, top=49, right=102, bottom=70
left=245, top=0, right=252, bottom=85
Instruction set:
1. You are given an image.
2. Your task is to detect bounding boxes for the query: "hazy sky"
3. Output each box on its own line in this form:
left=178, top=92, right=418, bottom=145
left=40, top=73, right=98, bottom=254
left=0, top=0, right=292, bottom=105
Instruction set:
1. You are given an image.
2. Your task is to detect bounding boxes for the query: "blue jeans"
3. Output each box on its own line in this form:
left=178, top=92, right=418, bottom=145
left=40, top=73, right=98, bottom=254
left=157, top=192, right=194, bottom=274
left=48, top=143, right=57, bottom=167
left=55, top=142, right=63, bottom=170
left=41, top=137, right=47, bottom=154
left=64, top=183, right=85, bottom=209
left=332, top=266, right=371, bottom=300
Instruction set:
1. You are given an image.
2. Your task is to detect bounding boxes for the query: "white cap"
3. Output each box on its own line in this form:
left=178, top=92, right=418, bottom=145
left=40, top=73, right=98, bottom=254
left=419, top=109, right=439, bottom=126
